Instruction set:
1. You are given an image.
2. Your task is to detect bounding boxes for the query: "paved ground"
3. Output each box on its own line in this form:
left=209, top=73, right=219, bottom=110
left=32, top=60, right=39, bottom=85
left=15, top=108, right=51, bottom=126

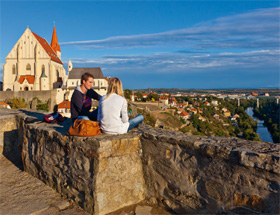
left=0, top=155, right=173, bottom=215
left=0, top=155, right=89, bottom=215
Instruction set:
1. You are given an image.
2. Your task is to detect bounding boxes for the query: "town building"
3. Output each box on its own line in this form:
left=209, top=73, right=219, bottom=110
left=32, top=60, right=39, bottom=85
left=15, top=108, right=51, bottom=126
left=57, top=101, right=71, bottom=118
left=62, top=60, right=108, bottom=100
left=179, top=111, right=190, bottom=120
left=0, top=102, right=11, bottom=109
left=159, top=97, right=169, bottom=105
left=3, top=26, right=66, bottom=91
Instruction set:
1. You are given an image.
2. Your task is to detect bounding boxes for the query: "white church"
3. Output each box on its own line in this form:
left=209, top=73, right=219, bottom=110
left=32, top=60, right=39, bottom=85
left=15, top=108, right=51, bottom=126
left=3, top=26, right=108, bottom=101
left=3, top=26, right=66, bottom=91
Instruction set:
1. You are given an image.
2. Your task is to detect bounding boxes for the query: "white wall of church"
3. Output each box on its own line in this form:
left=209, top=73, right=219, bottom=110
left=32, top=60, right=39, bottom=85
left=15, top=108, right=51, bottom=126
left=3, top=27, right=66, bottom=92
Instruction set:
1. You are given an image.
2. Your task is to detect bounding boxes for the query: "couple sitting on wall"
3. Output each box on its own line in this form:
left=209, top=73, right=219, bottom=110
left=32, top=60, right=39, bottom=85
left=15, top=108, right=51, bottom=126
left=70, top=73, right=144, bottom=134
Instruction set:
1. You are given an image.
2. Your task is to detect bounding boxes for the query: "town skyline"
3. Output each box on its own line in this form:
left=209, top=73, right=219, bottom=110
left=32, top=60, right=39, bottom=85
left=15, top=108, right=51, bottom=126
left=1, top=1, right=279, bottom=89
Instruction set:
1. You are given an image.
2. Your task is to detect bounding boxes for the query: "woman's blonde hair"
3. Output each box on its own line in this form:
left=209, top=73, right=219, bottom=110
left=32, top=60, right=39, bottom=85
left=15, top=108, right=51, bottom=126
left=105, top=77, right=123, bottom=100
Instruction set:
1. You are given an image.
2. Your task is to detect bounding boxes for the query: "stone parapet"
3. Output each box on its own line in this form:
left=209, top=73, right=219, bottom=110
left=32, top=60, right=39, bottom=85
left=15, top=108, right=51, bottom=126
left=139, top=126, right=280, bottom=214
left=0, top=108, right=279, bottom=214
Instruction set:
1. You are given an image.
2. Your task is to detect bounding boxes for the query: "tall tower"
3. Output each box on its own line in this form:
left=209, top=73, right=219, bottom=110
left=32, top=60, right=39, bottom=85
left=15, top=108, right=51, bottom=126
left=50, top=26, right=61, bottom=59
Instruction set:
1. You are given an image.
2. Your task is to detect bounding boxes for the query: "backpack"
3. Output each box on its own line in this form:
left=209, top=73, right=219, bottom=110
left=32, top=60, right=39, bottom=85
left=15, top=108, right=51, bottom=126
left=43, top=112, right=64, bottom=123
left=67, top=119, right=101, bottom=137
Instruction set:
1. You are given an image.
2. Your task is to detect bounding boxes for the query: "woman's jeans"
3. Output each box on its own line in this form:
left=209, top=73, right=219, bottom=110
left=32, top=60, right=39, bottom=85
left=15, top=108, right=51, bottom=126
left=128, top=114, right=144, bottom=131
left=77, top=113, right=144, bottom=132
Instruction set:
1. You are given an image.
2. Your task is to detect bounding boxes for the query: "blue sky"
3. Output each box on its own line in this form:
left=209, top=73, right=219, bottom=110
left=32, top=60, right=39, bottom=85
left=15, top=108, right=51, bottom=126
left=1, top=0, right=279, bottom=89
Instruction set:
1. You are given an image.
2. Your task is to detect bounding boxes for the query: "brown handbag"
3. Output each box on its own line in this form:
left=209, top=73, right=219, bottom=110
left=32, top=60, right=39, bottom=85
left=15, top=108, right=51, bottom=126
left=67, top=119, right=101, bottom=137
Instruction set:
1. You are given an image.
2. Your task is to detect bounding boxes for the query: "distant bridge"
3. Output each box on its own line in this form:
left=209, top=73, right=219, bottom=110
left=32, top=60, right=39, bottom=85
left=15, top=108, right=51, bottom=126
left=235, top=96, right=279, bottom=107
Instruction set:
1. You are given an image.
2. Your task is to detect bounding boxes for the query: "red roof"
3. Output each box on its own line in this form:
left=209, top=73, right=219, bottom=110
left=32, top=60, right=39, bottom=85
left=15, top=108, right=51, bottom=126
left=50, top=26, right=61, bottom=53
left=159, top=97, right=168, bottom=100
left=32, top=32, right=63, bottom=64
left=58, top=101, right=70, bottom=109
left=18, top=75, right=35, bottom=84
left=0, top=102, right=9, bottom=106
left=180, top=111, right=189, bottom=116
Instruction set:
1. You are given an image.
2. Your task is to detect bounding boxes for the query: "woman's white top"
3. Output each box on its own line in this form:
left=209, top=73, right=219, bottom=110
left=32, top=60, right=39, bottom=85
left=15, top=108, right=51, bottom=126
left=97, top=93, right=129, bottom=134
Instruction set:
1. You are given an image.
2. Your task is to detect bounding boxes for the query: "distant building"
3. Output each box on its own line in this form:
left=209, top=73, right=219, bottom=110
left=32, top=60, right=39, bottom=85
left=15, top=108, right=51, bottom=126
left=204, top=101, right=210, bottom=106
left=180, top=111, right=190, bottom=120
left=211, top=100, right=218, bottom=106
left=142, top=93, right=149, bottom=99
left=57, top=101, right=71, bottom=118
left=3, top=26, right=65, bottom=91
left=223, top=110, right=231, bottom=117
left=159, top=97, right=169, bottom=105
left=62, top=62, right=108, bottom=100
left=0, top=102, right=11, bottom=109
left=198, top=116, right=206, bottom=121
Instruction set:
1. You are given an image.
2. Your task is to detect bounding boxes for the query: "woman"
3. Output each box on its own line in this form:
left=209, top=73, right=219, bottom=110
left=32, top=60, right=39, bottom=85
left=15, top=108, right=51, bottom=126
left=97, top=77, right=144, bottom=134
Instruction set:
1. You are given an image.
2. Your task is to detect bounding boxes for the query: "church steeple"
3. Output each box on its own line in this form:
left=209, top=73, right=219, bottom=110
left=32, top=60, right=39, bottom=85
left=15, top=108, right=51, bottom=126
left=50, top=26, right=61, bottom=59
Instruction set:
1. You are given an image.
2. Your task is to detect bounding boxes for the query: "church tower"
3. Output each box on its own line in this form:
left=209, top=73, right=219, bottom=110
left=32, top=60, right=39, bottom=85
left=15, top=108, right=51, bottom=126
left=50, top=26, right=61, bottom=59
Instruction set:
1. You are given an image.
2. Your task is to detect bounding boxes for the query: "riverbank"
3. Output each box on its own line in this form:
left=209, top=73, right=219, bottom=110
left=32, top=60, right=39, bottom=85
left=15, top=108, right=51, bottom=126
left=245, top=107, right=273, bottom=143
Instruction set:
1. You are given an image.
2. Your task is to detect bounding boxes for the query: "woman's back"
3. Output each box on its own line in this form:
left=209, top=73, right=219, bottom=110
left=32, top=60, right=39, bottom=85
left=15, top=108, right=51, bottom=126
left=97, top=93, right=129, bottom=134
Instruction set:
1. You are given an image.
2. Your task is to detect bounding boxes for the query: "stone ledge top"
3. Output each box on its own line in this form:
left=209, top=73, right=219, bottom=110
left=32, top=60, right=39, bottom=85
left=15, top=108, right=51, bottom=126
left=139, top=126, right=280, bottom=174
left=0, top=108, right=141, bottom=142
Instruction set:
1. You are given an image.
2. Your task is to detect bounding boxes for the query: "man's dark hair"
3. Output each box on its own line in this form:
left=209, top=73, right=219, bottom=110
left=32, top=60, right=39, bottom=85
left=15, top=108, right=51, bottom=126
left=81, top=73, right=94, bottom=84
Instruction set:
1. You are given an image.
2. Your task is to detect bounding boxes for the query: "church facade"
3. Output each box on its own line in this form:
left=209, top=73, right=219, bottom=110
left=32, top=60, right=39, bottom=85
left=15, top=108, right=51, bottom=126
left=3, top=26, right=65, bottom=91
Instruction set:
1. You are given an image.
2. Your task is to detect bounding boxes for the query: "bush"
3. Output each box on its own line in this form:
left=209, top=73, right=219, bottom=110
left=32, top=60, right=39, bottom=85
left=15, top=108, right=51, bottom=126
left=7, top=97, right=27, bottom=109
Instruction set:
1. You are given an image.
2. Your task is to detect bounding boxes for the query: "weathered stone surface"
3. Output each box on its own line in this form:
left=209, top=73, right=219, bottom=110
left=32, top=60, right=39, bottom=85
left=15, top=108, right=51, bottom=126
left=139, top=125, right=280, bottom=214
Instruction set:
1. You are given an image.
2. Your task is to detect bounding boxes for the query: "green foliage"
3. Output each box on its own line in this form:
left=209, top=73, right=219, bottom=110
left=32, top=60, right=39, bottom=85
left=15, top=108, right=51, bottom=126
left=7, top=97, right=27, bottom=109
left=147, top=93, right=159, bottom=101
left=124, top=89, right=132, bottom=100
left=137, top=108, right=156, bottom=127
left=253, top=101, right=279, bottom=143
left=180, top=117, right=186, bottom=124
left=37, top=103, right=49, bottom=111
left=135, top=92, right=143, bottom=101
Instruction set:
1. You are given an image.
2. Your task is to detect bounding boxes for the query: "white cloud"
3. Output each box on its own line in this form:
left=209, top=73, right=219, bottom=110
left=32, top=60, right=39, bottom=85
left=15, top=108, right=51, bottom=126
left=61, top=7, right=279, bottom=50
left=67, top=49, right=279, bottom=74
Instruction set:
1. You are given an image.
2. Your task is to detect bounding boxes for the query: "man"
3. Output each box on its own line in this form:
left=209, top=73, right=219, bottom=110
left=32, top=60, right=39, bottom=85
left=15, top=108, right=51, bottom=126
left=71, top=73, right=101, bottom=122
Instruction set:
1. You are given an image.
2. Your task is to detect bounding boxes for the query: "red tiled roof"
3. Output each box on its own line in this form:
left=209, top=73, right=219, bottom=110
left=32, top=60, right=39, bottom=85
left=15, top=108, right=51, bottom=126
left=0, top=102, right=9, bottom=106
left=18, top=75, right=35, bottom=84
left=180, top=111, right=189, bottom=116
left=159, top=97, right=168, bottom=100
left=58, top=101, right=70, bottom=109
left=32, top=32, right=63, bottom=64
left=50, top=26, right=61, bottom=53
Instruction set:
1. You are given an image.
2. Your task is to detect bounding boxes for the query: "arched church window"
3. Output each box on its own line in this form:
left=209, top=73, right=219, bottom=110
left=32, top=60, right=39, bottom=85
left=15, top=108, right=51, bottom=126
left=42, top=65, right=45, bottom=74
left=26, top=64, right=31, bottom=70
left=12, top=65, right=16, bottom=74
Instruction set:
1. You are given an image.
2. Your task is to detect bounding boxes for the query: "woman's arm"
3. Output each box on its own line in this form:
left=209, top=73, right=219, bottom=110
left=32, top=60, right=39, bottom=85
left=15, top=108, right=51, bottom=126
left=121, top=99, right=128, bottom=123
left=97, top=97, right=102, bottom=123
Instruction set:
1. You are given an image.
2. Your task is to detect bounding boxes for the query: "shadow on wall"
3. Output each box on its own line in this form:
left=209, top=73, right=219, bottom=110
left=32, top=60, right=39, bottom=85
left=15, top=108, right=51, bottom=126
left=18, top=109, right=73, bottom=135
left=3, top=130, right=23, bottom=171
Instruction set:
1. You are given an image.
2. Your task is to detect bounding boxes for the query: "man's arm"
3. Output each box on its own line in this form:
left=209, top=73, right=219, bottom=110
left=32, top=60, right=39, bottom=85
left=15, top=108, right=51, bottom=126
left=87, top=89, right=101, bottom=101
left=71, top=91, right=84, bottom=118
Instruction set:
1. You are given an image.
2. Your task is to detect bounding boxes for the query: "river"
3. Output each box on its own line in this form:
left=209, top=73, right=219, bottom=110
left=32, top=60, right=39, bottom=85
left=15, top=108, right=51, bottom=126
left=245, top=107, right=273, bottom=143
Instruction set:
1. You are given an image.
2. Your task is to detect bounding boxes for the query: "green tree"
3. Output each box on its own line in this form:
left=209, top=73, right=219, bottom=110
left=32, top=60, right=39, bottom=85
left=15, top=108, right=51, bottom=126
left=124, top=89, right=132, bottom=100
left=147, top=94, right=159, bottom=101
left=135, top=92, right=143, bottom=101
left=8, top=97, right=26, bottom=109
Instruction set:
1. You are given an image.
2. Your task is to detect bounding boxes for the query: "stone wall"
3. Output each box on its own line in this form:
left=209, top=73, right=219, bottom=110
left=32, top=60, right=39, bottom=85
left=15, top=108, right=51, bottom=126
left=4, top=109, right=146, bottom=215
left=1, top=108, right=279, bottom=214
left=0, top=90, right=57, bottom=111
left=140, top=127, right=280, bottom=214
